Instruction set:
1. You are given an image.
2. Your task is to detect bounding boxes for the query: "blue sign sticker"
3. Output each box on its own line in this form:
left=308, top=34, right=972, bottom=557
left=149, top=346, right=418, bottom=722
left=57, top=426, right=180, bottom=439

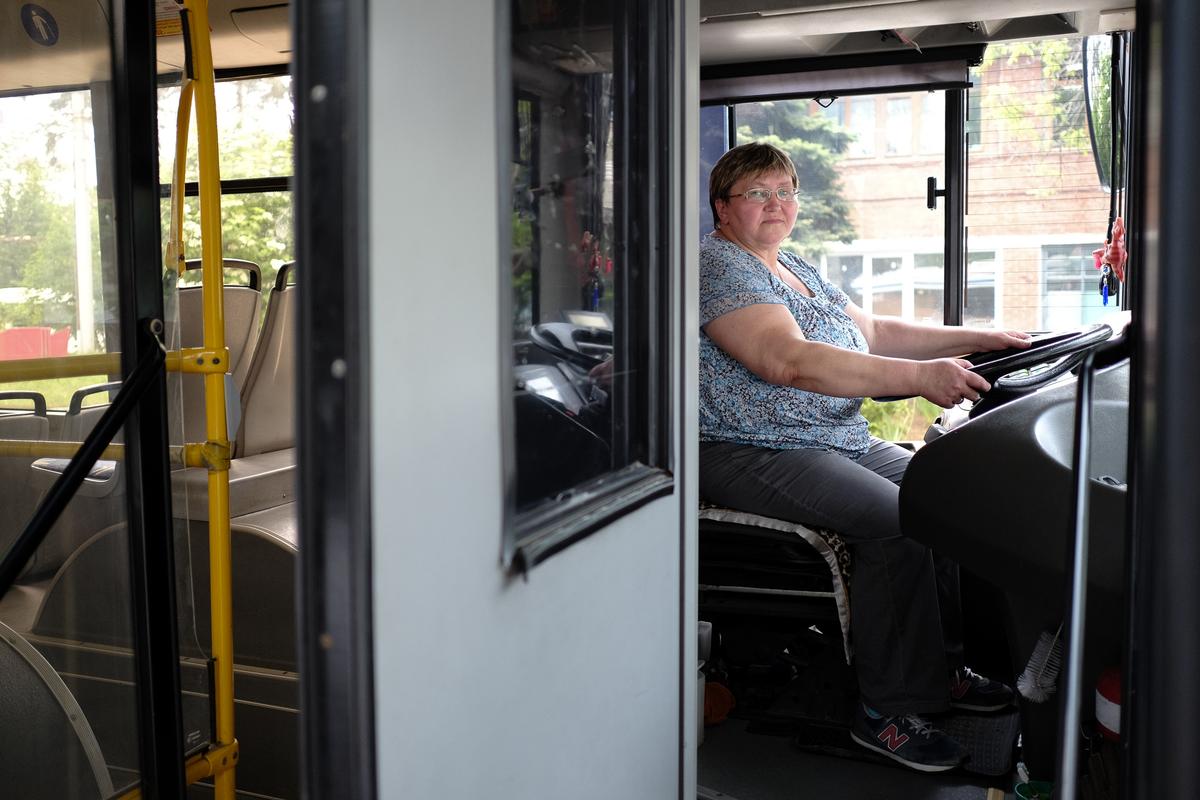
left=21, top=4, right=59, bottom=47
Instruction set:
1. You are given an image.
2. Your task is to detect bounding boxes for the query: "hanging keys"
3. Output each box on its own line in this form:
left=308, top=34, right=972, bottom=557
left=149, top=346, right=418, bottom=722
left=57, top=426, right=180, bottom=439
left=1098, top=264, right=1118, bottom=307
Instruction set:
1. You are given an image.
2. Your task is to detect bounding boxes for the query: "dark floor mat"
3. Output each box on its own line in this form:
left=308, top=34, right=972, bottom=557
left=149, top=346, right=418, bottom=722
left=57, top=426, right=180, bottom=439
left=789, top=709, right=1018, bottom=779
left=939, top=708, right=1021, bottom=776
left=716, top=624, right=1019, bottom=779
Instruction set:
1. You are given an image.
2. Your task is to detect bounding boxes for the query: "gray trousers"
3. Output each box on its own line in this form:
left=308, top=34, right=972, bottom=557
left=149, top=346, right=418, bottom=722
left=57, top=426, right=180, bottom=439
left=699, top=438, right=963, bottom=715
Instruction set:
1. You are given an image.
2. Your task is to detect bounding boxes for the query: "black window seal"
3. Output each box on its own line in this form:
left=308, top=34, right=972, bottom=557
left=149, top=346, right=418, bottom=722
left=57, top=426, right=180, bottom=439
left=944, top=88, right=966, bottom=326
left=158, top=176, right=291, bottom=198
left=511, top=465, right=675, bottom=573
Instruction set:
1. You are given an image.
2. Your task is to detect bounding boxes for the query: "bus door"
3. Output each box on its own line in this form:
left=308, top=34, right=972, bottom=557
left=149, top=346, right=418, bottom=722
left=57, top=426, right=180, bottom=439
left=321, top=0, right=699, bottom=796
left=0, top=2, right=194, bottom=797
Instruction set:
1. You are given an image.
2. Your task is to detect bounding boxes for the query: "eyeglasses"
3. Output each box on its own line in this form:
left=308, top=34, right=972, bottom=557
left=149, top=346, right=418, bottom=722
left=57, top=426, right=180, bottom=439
left=728, top=187, right=802, bottom=204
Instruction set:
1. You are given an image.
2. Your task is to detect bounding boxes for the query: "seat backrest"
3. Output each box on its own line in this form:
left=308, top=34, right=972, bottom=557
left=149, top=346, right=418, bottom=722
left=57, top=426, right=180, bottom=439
left=237, top=262, right=295, bottom=457
left=0, top=398, right=50, bottom=566
left=59, top=382, right=121, bottom=444
left=172, top=259, right=264, bottom=447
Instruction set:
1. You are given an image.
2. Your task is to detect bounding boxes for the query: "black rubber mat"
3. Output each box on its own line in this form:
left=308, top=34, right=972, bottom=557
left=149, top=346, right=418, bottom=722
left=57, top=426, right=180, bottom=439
left=939, top=708, right=1021, bottom=776
left=789, top=708, right=1019, bottom=778
left=713, top=620, right=1019, bottom=778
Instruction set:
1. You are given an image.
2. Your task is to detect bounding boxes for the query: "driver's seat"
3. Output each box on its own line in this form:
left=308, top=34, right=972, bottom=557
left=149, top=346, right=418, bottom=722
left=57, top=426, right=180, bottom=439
left=699, top=502, right=852, bottom=661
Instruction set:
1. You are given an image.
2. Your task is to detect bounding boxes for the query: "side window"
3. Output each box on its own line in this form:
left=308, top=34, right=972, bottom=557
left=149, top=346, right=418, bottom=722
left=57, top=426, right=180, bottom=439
left=505, top=1, right=671, bottom=563
left=158, top=76, right=294, bottom=291
left=699, top=105, right=729, bottom=239
left=0, top=90, right=115, bottom=410
left=1041, top=244, right=1108, bottom=329
left=731, top=93, right=949, bottom=442
left=967, top=35, right=1114, bottom=330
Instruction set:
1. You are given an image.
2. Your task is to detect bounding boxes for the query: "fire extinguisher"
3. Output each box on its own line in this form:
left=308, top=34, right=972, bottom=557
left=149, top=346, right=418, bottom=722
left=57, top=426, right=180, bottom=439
left=1095, top=667, right=1121, bottom=741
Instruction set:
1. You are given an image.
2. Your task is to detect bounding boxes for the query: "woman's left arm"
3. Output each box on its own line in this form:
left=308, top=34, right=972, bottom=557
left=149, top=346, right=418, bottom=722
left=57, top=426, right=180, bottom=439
left=844, top=302, right=1031, bottom=359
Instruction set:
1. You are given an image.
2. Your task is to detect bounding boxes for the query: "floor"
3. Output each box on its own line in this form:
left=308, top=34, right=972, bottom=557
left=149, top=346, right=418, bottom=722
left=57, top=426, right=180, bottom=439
left=698, top=718, right=1015, bottom=800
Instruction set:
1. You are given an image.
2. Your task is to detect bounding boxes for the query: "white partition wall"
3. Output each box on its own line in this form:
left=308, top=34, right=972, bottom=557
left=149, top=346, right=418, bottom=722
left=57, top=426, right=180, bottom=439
left=367, top=1, right=698, bottom=798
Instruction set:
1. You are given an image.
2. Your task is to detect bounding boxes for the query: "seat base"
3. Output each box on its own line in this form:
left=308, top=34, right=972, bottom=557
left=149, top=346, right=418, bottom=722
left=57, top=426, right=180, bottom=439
left=699, top=503, right=852, bottom=662
left=172, top=448, right=296, bottom=521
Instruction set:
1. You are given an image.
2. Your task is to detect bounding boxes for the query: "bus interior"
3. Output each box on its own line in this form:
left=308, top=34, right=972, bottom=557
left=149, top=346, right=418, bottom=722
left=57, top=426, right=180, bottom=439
left=0, top=0, right=1191, bottom=798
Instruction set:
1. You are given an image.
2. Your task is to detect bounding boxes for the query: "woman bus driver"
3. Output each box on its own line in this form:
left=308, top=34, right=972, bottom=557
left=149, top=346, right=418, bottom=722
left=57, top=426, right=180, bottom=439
left=700, top=142, right=1030, bottom=772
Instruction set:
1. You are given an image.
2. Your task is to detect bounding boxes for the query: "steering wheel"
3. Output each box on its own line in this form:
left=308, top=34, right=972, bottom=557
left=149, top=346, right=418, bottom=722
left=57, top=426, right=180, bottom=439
left=527, top=322, right=612, bottom=370
left=963, top=323, right=1113, bottom=389
left=872, top=322, right=1113, bottom=403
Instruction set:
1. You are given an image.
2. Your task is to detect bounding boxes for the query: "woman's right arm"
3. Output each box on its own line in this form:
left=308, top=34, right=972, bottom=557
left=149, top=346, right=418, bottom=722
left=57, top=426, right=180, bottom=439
left=704, top=303, right=991, bottom=407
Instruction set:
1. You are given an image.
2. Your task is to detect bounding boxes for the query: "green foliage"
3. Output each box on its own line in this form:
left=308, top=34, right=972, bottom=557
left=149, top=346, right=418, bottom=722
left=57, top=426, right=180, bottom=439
left=512, top=211, right=535, bottom=332
left=861, top=397, right=941, bottom=442
left=735, top=101, right=856, bottom=257
left=0, top=159, right=94, bottom=329
left=0, top=79, right=293, bottom=357
left=977, top=37, right=1113, bottom=184
left=161, top=77, right=294, bottom=289
left=164, top=184, right=293, bottom=291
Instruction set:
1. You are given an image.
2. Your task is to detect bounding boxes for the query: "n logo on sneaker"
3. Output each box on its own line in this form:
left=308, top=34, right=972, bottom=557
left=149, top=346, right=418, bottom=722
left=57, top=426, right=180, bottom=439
left=951, top=676, right=972, bottom=699
left=877, top=724, right=910, bottom=752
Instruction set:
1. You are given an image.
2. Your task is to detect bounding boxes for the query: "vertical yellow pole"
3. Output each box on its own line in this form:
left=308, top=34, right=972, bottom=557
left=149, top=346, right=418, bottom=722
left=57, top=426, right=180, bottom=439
left=183, top=0, right=236, bottom=797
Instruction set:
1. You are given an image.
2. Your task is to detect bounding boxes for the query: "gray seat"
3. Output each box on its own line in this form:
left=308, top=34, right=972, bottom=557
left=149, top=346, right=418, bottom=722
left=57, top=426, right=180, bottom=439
left=0, top=395, right=51, bottom=579
left=237, top=261, right=295, bottom=457
left=0, top=394, right=50, bottom=527
left=173, top=258, right=264, bottom=449
left=19, top=260, right=263, bottom=580
left=173, top=262, right=296, bottom=520
left=23, top=386, right=124, bottom=580
left=30, top=264, right=303, bottom=800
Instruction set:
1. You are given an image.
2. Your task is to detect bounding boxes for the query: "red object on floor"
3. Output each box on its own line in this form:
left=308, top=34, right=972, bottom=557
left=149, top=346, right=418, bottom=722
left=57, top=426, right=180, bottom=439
left=704, top=681, right=736, bottom=726
left=1095, top=667, right=1121, bottom=741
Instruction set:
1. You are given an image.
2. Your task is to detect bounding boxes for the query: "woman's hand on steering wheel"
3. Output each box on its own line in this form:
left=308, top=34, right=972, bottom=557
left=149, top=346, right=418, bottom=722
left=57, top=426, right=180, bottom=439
left=918, top=358, right=992, bottom=408
left=973, top=329, right=1033, bottom=353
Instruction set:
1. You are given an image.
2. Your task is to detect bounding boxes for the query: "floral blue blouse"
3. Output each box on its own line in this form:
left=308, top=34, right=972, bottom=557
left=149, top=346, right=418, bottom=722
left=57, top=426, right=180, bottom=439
left=699, top=235, right=871, bottom=458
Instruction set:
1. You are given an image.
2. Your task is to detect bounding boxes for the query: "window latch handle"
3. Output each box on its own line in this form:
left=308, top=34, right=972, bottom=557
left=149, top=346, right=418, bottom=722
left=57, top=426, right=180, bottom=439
left=926, top=176, right=946, bottom=210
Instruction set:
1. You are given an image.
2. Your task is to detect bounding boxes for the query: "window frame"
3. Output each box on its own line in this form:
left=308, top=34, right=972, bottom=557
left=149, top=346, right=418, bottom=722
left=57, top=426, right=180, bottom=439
left=499, top=0, right=674, bottom=572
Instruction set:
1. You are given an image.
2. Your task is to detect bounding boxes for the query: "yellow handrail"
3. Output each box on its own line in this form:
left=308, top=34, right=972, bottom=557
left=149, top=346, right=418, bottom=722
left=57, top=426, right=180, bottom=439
left=0, top=353, right=119, bottom=382
left=0, top=440, right=125, bottom=461
left=0, top=348, right=228, bottom=384
left=115, top=741, right=239, bottom=800
left=181, top=0, right=237, bottom=795
left=0, top=442, right=209, bottom=467
left=166, top=79, right=194, bottom=276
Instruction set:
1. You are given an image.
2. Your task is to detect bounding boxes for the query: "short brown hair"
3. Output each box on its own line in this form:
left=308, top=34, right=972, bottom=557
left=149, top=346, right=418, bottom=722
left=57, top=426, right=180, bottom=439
left=708, top=142, right=798, bottom=229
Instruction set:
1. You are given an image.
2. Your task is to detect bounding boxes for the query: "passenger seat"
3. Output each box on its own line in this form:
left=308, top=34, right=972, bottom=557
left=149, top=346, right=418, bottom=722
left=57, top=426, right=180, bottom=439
left=0, top=392, right=51, bottom=575
left=172, top=258, right=264, bottom=449
left=172, top=261, right=295, bottom=520
left=237, top=261, right=295, bottom=458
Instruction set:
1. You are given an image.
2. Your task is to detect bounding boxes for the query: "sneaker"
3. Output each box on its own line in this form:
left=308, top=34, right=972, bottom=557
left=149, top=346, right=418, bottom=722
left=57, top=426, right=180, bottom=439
left=850, top=705, right=968, bottom=773
left=949, top=666, right=1015, bottom=712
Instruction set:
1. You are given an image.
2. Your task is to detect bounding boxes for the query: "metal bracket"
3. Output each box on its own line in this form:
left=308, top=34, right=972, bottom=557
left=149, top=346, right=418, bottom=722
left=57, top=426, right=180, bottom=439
left=183, top=440, right=231, bottom=471
left=166, top=347, right=232, bottom=374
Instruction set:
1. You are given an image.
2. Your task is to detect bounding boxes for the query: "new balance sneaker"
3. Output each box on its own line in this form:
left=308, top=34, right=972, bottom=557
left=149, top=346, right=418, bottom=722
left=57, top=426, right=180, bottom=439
left=949, top=666, right=1015, bottom=712
left=849, top=704, right=968, bottom=773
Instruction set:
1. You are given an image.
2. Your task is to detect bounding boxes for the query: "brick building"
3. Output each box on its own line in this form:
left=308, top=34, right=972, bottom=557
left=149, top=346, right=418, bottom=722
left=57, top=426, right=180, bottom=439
left=813, top=39, right=1117, bottom=331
